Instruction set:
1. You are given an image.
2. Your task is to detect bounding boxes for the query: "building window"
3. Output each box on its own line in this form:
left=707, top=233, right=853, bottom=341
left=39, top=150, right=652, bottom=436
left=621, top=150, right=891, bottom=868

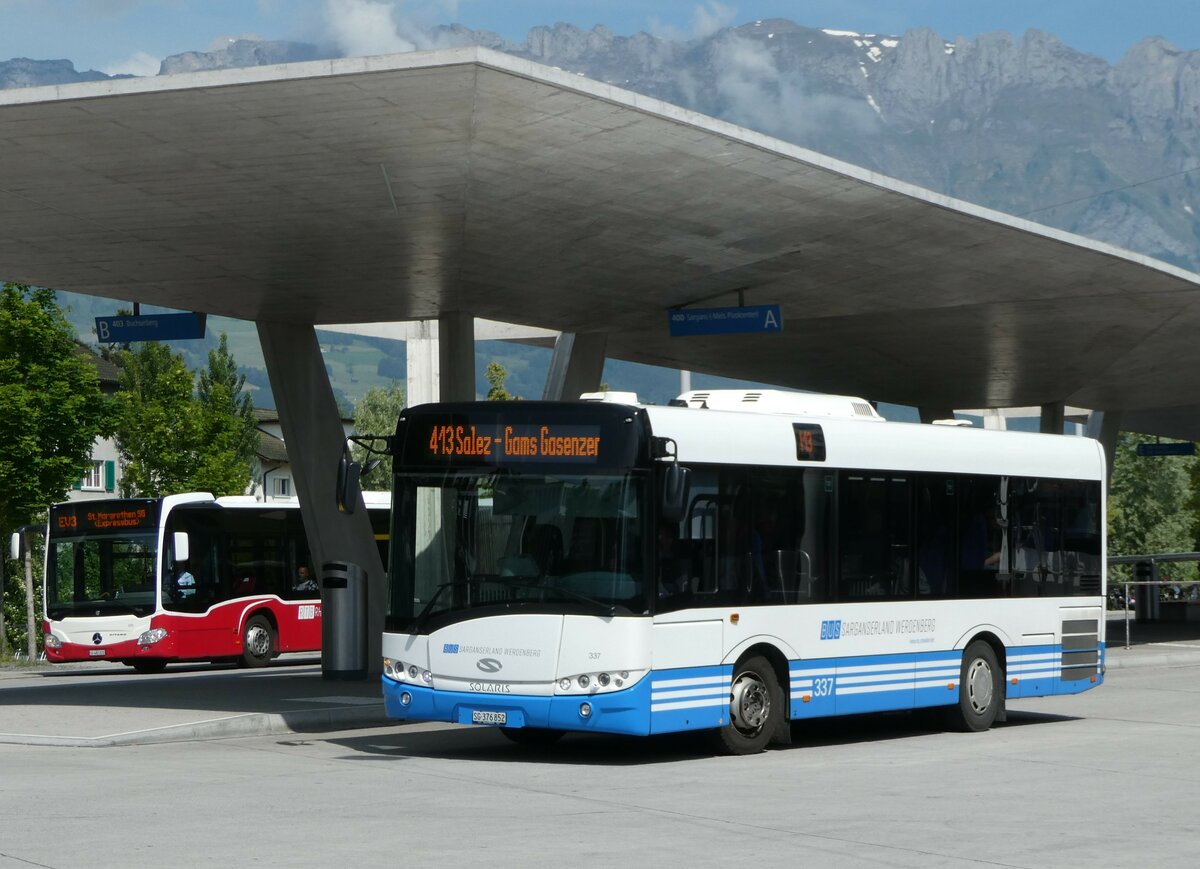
left=82, top=460, right=104, bottom=491
left=274, top=477, right=291, bottom=498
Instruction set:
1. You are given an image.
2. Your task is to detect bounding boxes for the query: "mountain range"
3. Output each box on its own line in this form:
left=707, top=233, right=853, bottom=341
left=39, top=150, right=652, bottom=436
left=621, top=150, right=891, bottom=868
left=3, top=18, right=1198, bottom=408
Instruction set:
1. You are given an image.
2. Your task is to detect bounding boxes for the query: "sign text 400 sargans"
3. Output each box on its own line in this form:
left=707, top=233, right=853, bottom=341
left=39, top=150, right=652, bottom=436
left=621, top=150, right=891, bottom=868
left=426, top=424, right=603, bottom=462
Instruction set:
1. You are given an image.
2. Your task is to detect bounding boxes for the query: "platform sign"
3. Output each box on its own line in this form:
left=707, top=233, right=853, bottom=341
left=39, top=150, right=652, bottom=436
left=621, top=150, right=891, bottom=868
left=95, top=312, right=207, bottom=343
left=668, top=304, right=782, bottom=337
left=1136, top=442, right=1195, bottom=457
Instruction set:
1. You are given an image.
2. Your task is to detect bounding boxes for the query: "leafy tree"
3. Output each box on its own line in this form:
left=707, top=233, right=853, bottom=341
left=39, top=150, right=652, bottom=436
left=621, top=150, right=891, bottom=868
left=1108, top=432, right=1198, bottom=580
left=111, top=341, right=202, bottom=496
left=352, top=383, right=406, bottom=491
left=485, top=361, right=517, bottom=401
left=0, top=284, right=108, bottom=655
left=111, top=334, right=256, bottom=498
left=194, top=333, right=257, bottom=495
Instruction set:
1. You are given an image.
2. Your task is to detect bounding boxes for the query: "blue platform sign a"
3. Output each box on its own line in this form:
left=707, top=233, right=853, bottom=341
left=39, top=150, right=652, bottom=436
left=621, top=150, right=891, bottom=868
left=668, top=304, right=782, bottom=337
left=1136, top=442, right=1195, bottom=457
left=95, top=312, right=207, bottom=343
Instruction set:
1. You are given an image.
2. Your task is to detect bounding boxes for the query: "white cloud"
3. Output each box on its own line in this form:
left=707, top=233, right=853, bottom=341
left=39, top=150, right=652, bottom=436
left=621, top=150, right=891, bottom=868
left=325, top=0, right=416, bottom=56
left=101, top=50, right=160, bottom=76
left=650, top=1, right=737, bottom=41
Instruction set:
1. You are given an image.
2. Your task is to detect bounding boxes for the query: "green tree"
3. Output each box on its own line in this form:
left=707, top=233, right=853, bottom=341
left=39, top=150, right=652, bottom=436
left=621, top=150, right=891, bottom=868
left=194, top=333, right=257, bottom=495
left=1, top=284, right=108, bottom=655
left=111, top=341, right=202, bottom=496
left=485, top=361, right=517, bottom=401
left=352, top=383, right=406, bottom=491
left=111, top=335, right=256, bottom=498
left=1108, top=432, right=1198, bottom=580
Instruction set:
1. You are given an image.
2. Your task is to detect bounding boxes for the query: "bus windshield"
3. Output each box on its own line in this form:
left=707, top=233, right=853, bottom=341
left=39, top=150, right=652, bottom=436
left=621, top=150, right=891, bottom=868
left=47, top=531, right=158, bottom=619
left=388, top=469, right=648, bottom=630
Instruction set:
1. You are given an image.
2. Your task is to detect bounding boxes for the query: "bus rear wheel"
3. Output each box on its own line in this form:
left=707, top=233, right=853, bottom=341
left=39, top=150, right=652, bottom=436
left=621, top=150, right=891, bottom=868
left=131, top=659, right=167, bottom=674
left=948, top=640, right=1002, bottom=732
left=240, top=615, right=275, bottom=668
left=710, top=655, right=782, bottom=756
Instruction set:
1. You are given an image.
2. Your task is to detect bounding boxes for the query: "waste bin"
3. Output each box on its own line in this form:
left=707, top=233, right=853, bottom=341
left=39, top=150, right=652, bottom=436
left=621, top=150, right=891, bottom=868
left=321, top=561, right=367, bottom=680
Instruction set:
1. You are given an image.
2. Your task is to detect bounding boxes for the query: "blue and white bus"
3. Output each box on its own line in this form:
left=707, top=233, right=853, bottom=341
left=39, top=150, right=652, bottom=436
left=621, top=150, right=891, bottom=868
left=379, top=390, right=1105, bottom=754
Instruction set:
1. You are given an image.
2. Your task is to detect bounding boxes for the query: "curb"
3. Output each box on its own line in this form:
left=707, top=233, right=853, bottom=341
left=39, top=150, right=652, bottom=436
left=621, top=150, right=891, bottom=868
left=0, top=704, right=390, bottom=748
left=1104, top=650, right=1200, bottom=670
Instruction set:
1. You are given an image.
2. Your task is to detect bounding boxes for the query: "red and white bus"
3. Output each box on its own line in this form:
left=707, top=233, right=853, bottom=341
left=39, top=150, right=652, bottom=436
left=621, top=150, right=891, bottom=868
left=42, top=492, right=388, bottom=672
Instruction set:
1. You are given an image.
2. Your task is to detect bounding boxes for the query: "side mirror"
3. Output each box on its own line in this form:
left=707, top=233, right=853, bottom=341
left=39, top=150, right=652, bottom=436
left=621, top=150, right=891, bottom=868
left=660, top=464, right=691, bottom=524
left=336, top=444, right=362, bottom=515
left=9, top=532, right=19, bottom=561
left=172, top=532, right=190, bottom=563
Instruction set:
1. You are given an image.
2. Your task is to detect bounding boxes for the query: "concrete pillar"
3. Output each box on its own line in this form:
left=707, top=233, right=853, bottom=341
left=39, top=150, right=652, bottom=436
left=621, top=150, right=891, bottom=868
left=1040, top=401, right=1065, bottom=435
left=1085, top=410, right=1122, bottom=482
left=981, top=409, right=1007, bottom=431
left=258, top=321, right=386, bottom=676
left=918, top=407, right=956, bottom=424
left=543, top=332, right=608, bottom=400
left=405, top=320, right=439, bottom=408
left=438, top=311, right=475, bottom=402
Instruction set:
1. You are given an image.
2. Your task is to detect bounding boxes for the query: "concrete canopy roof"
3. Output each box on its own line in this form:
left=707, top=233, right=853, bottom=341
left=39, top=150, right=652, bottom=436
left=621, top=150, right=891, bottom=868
left=3, top=47, right=1200, bottom=427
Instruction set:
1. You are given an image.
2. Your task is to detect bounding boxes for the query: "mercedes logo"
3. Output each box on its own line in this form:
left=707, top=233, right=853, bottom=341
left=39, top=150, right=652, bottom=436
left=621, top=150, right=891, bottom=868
left=92, top=632, right=102, bottom=645
left=476, top=657, right=502, bottom=673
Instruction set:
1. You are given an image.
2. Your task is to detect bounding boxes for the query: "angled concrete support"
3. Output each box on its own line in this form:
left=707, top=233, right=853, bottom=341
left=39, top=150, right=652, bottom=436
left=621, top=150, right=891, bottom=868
left=918, top=407, right=955, bottom=424
left=258, top=321, right=386, bottom=676
left=1086, top=410, right=1122, bottom=482
left=438, top=311, right=475, bottom=402
left=1040, top=401, right=1065, bottom=435
left=543, top=332, right=608, bottom=400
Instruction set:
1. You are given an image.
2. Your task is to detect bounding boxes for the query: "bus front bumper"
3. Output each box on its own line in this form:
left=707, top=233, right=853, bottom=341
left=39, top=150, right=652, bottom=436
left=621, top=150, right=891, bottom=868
left=381, top=677, right=652, bottom=736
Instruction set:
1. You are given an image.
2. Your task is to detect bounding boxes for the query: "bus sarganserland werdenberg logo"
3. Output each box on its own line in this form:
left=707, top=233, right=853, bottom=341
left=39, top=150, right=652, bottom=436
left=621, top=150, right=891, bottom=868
left=820, top=620, right=842, bottom=640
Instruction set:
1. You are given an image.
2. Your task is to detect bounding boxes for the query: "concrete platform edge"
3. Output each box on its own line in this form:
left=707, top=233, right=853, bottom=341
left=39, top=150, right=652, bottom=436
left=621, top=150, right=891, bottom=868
left=0, top=704, right=390, bottom=748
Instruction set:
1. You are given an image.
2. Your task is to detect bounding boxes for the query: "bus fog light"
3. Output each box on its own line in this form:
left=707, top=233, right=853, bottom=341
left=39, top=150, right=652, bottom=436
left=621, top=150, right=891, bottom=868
left=44, top=634, right=62, bottom=650
left=400, top=692, right=412, bottom=706
left=597, top=673, right=610, bottom=687
left=558, top=678, right=571, bottom=691
left=138, top=628, right=167, bottom=645
left=421, top=670, right=433, bottom=684
left=579, top=702, right=592, bottom=719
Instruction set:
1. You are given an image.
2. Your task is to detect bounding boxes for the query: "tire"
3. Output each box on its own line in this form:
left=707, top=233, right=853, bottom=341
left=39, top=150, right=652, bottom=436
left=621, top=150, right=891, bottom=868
left=710, top=655, right=784, bottom=756
left=131, top=659, right=168, bottom=674
left=948, top=640, right=1002, bottom=732
left=499, top=728, right=565, bottom=747
left=240, top=615, right=275, bottom=668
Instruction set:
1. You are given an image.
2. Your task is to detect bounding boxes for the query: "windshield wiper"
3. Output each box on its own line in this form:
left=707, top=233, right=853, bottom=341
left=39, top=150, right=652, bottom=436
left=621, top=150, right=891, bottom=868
left=494, top=579, right=621, bottom=617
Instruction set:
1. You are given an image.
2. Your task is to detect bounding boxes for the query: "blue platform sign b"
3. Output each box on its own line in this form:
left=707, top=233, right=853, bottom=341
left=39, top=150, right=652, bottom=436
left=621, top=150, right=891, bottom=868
left=95, top=312, right=207, bottom=343
left=668, top=304, right=782, bottom=337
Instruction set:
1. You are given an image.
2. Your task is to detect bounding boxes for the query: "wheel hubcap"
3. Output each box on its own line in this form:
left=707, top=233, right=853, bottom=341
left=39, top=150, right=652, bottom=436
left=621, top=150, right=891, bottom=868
left=729, top=671, right=770, bottom=736
left=966, top=657, right=993, bottom=715
left=246, top=625, right=270, bottom=658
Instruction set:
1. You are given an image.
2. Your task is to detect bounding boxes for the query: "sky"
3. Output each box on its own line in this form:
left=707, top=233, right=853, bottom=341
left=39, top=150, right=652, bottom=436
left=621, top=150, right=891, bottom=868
left=0, top=0, right=1196, bottom=77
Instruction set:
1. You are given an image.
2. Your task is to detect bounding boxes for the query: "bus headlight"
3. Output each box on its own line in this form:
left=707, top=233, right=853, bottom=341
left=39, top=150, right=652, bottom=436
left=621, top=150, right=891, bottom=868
left=138, top=628, right=168, bottom=645
left=44, top=634, right=62, bottom=650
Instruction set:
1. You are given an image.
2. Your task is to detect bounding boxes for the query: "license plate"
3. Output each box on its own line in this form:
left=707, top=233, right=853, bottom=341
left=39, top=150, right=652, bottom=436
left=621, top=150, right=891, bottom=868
left=471, top=710, right=507, bottom=725
left=88, top=649, right=106, bottom=657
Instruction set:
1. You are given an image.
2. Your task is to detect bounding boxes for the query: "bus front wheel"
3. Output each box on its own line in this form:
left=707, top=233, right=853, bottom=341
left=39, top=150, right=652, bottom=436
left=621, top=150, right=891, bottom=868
left=240, top=615, right=275, bottom=668
left=949, top=640, right=1002, bottom=732
left=711, top=655, right=783, bottom=756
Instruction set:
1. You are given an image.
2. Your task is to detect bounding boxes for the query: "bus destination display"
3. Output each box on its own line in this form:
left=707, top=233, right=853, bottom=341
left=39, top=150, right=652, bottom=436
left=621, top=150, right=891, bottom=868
left=423, top=423, right=603, bottom=463
left=51, top=502, right=159, bottom=534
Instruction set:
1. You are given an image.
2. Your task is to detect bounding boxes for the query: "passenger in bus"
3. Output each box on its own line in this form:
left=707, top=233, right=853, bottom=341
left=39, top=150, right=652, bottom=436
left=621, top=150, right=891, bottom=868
left=172, top=561, right=196, bottom=600
left=295, top=565, right=317, bottom=593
